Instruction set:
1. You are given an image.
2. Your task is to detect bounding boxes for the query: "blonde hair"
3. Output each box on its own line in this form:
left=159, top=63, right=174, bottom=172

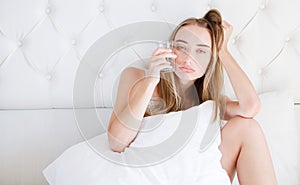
left=145, top=9, right=225, bottom=122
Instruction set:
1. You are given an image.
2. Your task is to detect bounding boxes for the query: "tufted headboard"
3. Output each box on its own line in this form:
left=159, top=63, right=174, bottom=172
left=0, top=0, right=300, bottom=185
left=0, top=0, right=300, bottom=109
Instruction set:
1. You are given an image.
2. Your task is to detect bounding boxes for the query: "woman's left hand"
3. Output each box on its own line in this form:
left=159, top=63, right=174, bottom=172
left=220, top=20, right=233, bottom=52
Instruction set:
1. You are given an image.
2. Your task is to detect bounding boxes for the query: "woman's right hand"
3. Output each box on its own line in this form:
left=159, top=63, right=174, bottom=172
left=145, top=48, right=177, bottom=84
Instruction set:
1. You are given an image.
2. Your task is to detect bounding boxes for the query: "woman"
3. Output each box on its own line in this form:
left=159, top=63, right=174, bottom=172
left=107, top=9, right=277, bottom=185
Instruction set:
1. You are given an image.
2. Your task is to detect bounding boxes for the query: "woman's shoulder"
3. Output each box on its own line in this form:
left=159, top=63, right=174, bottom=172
left=125, top=60, right=147, bottom=75
left=122, top=66, right=145, bottom=78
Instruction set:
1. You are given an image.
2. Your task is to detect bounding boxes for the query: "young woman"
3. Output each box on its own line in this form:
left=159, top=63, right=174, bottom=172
left=107, top=9, right=277, bottom=185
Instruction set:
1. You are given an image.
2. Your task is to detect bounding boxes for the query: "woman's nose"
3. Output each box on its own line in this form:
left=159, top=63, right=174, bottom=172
left=181, top=51, right=190, bottom=60
left=181, top=52, right=193, bottom=64
left=183, top=59, right=192, bottom=65
left=175, top=49, right=193, bottom=65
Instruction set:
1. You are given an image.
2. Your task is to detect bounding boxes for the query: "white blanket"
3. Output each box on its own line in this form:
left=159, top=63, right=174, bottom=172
left=43, top=100, right=231, bottom=185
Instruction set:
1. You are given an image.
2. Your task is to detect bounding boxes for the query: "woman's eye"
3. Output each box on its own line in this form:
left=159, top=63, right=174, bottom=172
left=176, top=45, right=186, bottom=51
left=196, top=49, right=206, bottom=54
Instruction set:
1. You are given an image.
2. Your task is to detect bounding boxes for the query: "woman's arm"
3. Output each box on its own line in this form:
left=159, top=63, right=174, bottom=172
left=219, top=21, right=261, bottom=120
left=107, top=68, right=158, bottom=153
left=107, top=48, right=175, bottom=152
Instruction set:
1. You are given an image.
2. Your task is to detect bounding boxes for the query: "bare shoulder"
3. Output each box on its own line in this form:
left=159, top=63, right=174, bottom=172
left=111, top=67, right=145, bottom=113
left=119, top=67, right=147, bottom=91
left=108, top=67, right=147, bottom=129
left=121, top=67, right=145, bottom=80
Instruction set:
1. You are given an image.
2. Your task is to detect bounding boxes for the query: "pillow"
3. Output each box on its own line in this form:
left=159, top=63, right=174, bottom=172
left=43, top=100, right=231, bottom=185
left=232, top=90, right=299, bottom=185
left=97, top=100, right=220, bottom=167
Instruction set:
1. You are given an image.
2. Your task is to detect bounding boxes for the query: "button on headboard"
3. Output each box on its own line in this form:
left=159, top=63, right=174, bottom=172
left=0, top=0, right=299, bottom=109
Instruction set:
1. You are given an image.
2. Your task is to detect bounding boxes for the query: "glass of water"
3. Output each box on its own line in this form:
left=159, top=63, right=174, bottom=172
left=157, top=40, right=175, bottom=72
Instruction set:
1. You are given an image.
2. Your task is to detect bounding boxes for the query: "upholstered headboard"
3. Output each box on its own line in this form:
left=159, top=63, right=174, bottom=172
left=0, top=0, right=299, bottom=185
left=0, top=0, right=300, bottom=108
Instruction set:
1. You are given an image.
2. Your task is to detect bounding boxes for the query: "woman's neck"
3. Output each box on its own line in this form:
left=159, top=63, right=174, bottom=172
left=178, top=79, right=199, bottom=109
left=179, top=79, right=195, bottom=93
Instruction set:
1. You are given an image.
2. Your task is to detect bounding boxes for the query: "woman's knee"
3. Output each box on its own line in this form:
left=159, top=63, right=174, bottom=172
left=224, top=116, right=264, bottom=142
left=219, top=116, right=265, bottom=178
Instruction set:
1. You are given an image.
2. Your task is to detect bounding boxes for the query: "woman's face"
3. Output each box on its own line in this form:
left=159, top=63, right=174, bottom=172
left=173, top=24, right=212, bottom=81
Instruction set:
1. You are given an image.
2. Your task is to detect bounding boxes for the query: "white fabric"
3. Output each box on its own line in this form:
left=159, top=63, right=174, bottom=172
left=43, top=100, right=231, bottom=185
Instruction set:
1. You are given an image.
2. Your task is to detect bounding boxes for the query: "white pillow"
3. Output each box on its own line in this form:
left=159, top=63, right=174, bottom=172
left=43, top=100, right=232, bottom=185
left=129, top=100, right=216, bottom=148
left=232, top=91, right=299, bottom=185
left=100, top=100, right=220, bottom=167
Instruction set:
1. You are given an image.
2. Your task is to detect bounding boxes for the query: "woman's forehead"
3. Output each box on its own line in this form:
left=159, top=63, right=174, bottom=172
left=174, top=25, right=212, bottom=47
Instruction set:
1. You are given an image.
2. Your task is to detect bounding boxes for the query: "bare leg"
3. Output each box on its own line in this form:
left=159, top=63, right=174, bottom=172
left=219, top=116, right=277, bottom=185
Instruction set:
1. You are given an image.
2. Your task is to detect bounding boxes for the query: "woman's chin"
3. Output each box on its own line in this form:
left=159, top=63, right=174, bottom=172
left=175, top=71, right=193, bottom=81
left=175, top=70, right=204, bottom=81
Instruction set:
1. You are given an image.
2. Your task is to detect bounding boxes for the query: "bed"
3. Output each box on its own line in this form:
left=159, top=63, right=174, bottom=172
left=0, top=0, right=299, bottom=185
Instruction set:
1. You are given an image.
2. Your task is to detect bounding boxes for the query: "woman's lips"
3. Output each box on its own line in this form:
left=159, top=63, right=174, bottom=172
left=179, top=66, right=195, bottom=73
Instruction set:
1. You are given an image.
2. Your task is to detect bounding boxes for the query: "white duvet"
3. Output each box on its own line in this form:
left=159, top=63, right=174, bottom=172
left=43, top=100, right=231, bottom=185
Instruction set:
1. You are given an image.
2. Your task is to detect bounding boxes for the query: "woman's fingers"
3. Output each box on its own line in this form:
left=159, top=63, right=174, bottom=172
left=151, top=53, right=177, bottom=61
left=221, top=20, right=233, bottom=49
left=152, top=47, right=173, bottom=56
left=149, top=59, right=169, bottom=66
left=146, top=60, right=172, bottom=80
left=146, top=46, right=176, bottom=80
left=222, top=20, right=232, bottom=29
left=222, top=20, right=232, bottom=31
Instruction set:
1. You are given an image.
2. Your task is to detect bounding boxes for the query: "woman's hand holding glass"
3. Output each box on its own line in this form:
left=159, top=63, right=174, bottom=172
left=146, top=45, right=177, bottom=84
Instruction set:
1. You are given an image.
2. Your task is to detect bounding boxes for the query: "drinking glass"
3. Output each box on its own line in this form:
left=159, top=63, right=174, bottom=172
left=157, top=40, right=175, bottom=72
